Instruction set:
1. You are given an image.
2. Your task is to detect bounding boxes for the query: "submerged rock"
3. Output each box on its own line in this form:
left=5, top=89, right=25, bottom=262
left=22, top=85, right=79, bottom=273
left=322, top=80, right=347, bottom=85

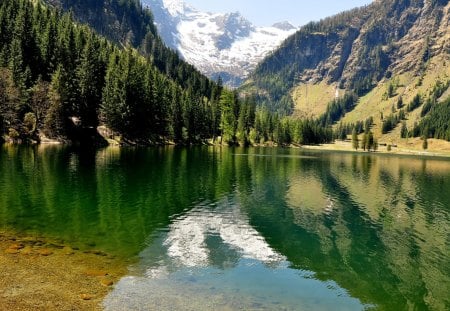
left=21, top=246, right=33, bottom=255
left=8, top=243, right=24, bottom=250
left=38, top=249, right=54, bottom=256
left=4, top=248, right=19, bottom=254
left=101, top=279, right=114, bottom=287
left=79, top=293, right=95, bottom=300
left=83, top=269, right=108, bottom=277
left=63, top=246, right=75, bottom=255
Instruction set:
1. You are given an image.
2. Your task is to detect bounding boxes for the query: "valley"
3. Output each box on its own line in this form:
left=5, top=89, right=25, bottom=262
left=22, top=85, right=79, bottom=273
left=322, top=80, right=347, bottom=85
left=1, top=0, right=450, bottom=310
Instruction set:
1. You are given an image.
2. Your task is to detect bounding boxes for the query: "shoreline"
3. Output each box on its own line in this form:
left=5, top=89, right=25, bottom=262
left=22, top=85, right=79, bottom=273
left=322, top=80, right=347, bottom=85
left=0, top=230, right=128, bottom=311
left=299, top=139, right=450, bottom=159
left=0, top=138, right=450, bottom=158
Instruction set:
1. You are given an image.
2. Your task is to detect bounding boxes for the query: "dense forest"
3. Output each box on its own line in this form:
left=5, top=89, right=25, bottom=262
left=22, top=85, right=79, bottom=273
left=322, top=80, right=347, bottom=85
left=43, top=0, right=214, bottom=96
left=410, top=80, right=450, bottom=141
left=0, top=0, right=335, bottom=146
left=412, top=97, right=450, bottom=141
left=0, top=0, right=218, bottom=144
left=378, top=80, right=450, bottom=141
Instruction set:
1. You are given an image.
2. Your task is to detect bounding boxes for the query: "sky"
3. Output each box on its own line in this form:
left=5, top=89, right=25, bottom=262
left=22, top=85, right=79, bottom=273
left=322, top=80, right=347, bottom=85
left=185, top=0, right=373, bottom=26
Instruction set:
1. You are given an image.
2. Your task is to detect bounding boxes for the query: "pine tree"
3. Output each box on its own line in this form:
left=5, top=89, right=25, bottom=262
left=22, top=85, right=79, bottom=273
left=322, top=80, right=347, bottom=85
left=77, top=34, right=105, bottom=127
left=367, top=131, right=374, bottom=151
left=219, top=90, right=238, bottom=144
left=44, top=66, right=66, bottom=138
left=352, top=128, right=359, bottom=150
left=397, top=96, right=403, bottom=109
left=400, top=121, right=408, bottom=138
left=361, top=133, right=367, bottom=151
left=101, top=51, right=127, bottom=134
left=0, top=68, right=21, bottom=134
left=423, top=137, right=428, bottom=150
left=169, top=84, right=183, bottom=142
left=40, top=15, right=58, bottom=79
left=9, top=37, right=24, bottom=88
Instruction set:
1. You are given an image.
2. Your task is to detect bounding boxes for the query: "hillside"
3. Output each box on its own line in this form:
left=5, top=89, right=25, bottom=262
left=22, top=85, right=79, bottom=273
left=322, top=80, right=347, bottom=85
left=0, top=0, right=224, bottom=145
left=243, top=0, right=450, bottom=144
left=43, top=0, right=213, bottom=98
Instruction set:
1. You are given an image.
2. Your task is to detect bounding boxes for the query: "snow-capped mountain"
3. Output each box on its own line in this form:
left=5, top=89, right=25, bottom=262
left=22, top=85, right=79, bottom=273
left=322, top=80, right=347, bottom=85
left=142, top=0, right=297, bottom=87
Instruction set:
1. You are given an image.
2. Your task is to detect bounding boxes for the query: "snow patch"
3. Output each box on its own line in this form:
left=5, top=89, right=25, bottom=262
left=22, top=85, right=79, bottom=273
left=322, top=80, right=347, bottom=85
left=142, top=0, right=297, bottom=87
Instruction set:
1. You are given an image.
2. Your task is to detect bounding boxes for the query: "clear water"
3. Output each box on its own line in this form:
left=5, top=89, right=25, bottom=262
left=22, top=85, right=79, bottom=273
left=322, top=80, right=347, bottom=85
left=1, top=145, right=449, bottom=310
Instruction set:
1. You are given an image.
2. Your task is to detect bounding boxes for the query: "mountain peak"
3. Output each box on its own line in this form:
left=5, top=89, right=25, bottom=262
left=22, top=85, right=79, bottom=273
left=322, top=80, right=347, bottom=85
left=143, top=0, right=297, bottom=87
left=162, top=0, right=193, bottom=16
left=272, top=21, right=296, bottom=31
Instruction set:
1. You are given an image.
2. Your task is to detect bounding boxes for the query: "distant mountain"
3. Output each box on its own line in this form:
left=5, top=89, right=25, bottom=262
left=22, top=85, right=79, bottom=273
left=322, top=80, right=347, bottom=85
left=143, top=0, right=297, bottom=87
left=242, top=0, right=450, bottom=142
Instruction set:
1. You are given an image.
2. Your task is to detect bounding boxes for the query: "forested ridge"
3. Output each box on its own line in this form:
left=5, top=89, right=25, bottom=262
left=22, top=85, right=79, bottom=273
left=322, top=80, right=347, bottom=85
left=240, top=0, right=450, bottom=147
left=245, top=0, right=448, bottom=113
left=43, top=0, right=214, bottom=96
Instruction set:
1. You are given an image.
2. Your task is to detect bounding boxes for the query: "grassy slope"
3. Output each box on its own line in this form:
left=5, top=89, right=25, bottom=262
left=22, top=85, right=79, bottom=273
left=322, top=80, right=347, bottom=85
left=290, top=53, right=450, bottom=148
left=291, top=82, right=339, bottom=118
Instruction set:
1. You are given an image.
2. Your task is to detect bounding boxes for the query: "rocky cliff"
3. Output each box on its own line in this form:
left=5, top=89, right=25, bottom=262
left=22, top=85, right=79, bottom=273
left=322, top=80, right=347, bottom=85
left=244, top=0, right=450, bottom=121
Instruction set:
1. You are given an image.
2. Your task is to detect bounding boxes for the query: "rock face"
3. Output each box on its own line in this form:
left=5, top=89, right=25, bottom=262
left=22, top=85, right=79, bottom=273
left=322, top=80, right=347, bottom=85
left=244, top=0, right=450, bottom=112
left=143, top=0, right=297, bottom=87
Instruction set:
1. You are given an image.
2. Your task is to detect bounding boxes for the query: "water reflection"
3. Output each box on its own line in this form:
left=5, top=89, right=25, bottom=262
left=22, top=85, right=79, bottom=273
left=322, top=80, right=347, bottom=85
left=104, top=199, right=364, bottom=311
left=161, top=201, right=283, bottom=268
left=1, top=146, right=450, bottom=310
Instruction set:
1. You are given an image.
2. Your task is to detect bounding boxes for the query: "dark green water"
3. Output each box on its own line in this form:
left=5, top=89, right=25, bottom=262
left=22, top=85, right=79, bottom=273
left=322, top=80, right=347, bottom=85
left=1, top=145, right=449, bottom=310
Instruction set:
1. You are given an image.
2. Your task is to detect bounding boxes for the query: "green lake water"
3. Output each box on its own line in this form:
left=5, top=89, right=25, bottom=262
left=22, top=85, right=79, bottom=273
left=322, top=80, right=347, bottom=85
left=1, top=145, right=449, bottom=310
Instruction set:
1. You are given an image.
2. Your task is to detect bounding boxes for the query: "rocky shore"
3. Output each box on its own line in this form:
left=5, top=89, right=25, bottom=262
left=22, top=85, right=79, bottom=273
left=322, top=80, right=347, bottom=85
left=0, top=231, right=127, bottom=310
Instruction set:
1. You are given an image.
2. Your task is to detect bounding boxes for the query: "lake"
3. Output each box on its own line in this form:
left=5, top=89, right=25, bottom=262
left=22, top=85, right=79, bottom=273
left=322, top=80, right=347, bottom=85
left=1, top=145, right=449, bottom=310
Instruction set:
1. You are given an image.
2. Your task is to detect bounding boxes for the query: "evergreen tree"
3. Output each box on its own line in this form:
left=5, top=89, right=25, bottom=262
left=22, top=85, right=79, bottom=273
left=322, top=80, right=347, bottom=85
left=397, top=96, right=403, bottom=109
left=219, top=90, right=238, bottom=144
left=423, top=137, right=428, bottom=150
left=361, top=133, right=367, bottom=151
left=0, top=68, right=21, bottom=133
left=101, top=52, right=126, bottom=134
left=367, top=131, right=374, bottom=151
left=400, top=121, right=408, bottom=138
left=169, top=84, right=184, bottom=142
left=352, top=128, right=359, bottom=150
left=77, top=34, right=105, bottom=127
left=44, top=66, right=66, bottom=138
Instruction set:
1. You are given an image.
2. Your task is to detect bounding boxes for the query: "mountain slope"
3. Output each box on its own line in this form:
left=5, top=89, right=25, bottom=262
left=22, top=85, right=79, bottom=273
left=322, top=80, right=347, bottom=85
left=0, top=0, right=228, bottom=145
left=44, top=0, right=214, bottom=99
left=143, top=0, right=297, bottom=87
left=45, top=0, right=157, bottom=47
left=243, top=0, right=450, bottom=121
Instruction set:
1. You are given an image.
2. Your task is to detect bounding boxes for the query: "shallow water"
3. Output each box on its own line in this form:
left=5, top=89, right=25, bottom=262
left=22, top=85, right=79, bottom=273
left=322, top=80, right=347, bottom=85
left=1, top=145, right=449, bottom=310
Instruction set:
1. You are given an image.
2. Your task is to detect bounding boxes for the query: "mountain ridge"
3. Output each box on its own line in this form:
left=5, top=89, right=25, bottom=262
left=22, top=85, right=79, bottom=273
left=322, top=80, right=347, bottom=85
left=243, top=0, right=450, bottom=132
left=143, top=0, right=297, bottom=87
